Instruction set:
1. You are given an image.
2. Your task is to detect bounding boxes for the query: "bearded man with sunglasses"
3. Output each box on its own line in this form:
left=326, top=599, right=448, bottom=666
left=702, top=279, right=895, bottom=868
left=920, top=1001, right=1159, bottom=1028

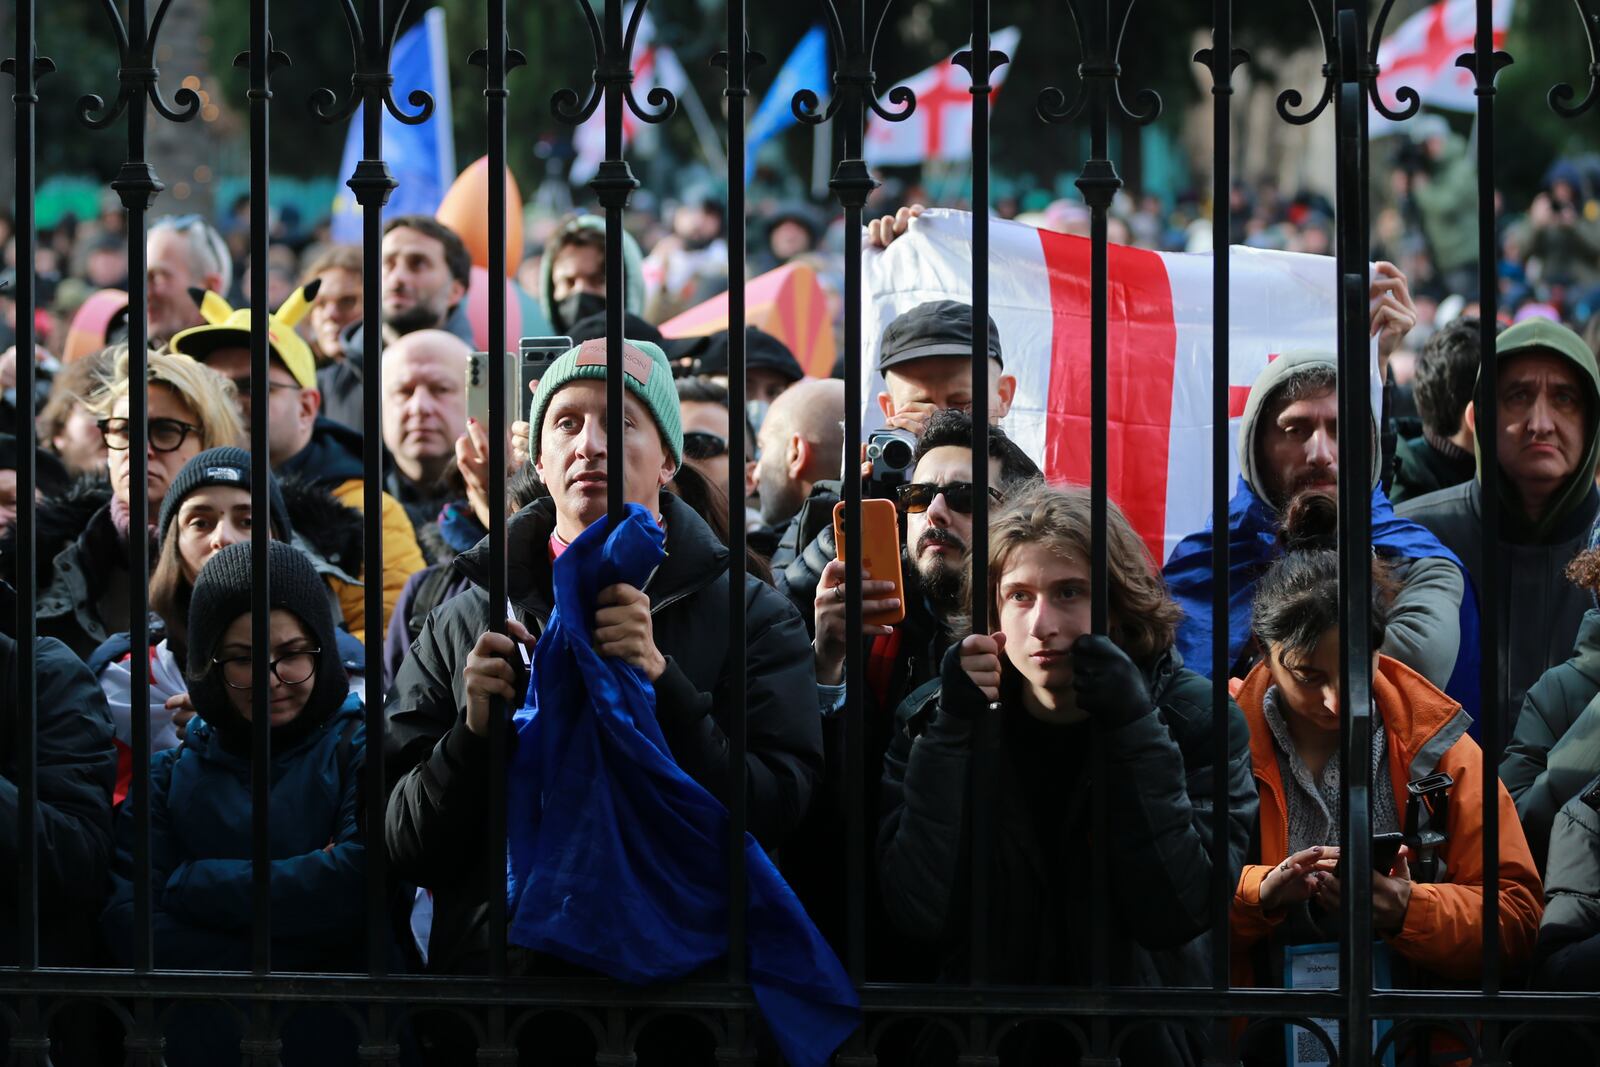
left=783, top=408, right=1039, bottom=970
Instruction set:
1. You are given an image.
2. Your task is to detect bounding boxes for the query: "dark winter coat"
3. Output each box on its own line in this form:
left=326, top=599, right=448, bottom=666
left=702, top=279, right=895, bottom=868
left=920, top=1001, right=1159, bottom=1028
left=384, top=491, right=822, bottom=975
left=0, top=630, right=118, bottom=967
left=1533, top=771, right=1600, bottom=989
left=1504, top=610, right=1600, bottom=873
left=1399, top=479, right=1600, bottom=739
left=0, top=479, right=138, bottom=661
left=877, top=650, right=1258, bottom=1066
left=101, top=697, right=367, bottom=1066
left=1390, top=433, right=1476, bottom=506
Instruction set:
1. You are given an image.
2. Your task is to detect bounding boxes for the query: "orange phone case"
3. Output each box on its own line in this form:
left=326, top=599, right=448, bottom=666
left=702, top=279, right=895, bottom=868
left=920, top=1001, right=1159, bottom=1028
left=832, top=499, right=907, bottom=627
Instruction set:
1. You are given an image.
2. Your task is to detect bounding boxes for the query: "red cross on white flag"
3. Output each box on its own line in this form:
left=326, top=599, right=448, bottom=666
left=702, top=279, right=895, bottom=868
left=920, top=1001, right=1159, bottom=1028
left=570, top=8, right=690, bottom=183
left=1370, top=0, right=1513, bottom=133
left=864, top=27, right=1022, bottom=167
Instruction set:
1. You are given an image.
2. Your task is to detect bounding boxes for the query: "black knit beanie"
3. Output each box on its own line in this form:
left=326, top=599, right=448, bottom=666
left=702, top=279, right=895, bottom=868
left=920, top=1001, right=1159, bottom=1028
left=186, top=539, right=348, bottom=753
left=158, top=447, right=293, bottom=547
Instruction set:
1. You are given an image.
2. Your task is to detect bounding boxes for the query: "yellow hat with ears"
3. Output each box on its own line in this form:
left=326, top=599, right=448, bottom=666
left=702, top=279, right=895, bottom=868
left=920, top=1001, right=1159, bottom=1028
left=168, top=278, right=323, bottom=390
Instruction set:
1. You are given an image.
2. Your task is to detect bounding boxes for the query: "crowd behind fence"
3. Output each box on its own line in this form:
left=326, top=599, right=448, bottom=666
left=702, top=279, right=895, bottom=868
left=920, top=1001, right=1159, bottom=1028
left=5, top=0, right=1600, bottom=1064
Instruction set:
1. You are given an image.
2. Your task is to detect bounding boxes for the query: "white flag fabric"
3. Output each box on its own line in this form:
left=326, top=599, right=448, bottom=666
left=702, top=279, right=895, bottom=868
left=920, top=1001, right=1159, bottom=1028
left=571, top=9, right=690, bottom=183
left=1370, top=0, right=1514, bottom=133
left=861, top=209, right=1380, bottom=563
left=864, top=28, right=1022, bottom=166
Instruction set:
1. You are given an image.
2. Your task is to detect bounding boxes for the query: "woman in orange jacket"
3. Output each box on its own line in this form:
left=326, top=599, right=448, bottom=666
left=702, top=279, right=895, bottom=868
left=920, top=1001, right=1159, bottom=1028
left=1229, top=495, right=1543, bottom=1001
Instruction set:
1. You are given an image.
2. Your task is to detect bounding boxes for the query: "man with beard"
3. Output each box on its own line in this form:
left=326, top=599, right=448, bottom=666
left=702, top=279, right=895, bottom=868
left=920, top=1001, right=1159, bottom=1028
left=319, top=216, right=475, bottom=432
left=1163, top=352, right=1480, bottom=721
left=537, top=215, right=647, bottom=338
left=783, top=408, right=1039, bottom=970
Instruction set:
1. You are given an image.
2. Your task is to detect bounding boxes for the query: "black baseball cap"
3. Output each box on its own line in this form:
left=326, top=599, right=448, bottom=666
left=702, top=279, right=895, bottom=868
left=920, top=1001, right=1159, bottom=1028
left=686, top=327, right=805, bottom=382
left=878, top=299, right=1003, bottom=372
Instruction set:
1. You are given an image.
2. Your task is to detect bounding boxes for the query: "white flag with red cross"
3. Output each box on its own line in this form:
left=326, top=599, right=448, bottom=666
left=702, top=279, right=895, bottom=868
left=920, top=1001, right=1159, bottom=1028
left=860, top=209, right=1381, bottom=564
left=1370, top=0, right=1514, bottom=133
left=864, top=28, right=1022, bottom=166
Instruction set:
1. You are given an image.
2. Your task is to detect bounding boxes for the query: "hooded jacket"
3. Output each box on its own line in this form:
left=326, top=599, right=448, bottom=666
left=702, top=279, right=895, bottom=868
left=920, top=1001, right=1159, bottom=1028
left=384, top=490, right=821, bottom=975
left=1165, top=351, right=1476, bottom=704
left=0, top=630, right=117, bottom=967
left=877, top=648, right=1258, bottom=1066
left=537, top=214, right=646, bottom=335
left=101, top=697, right=367, bottom=1067
left=1230, top=655, right=1543, bottom=986
left=278, top=416, right=428, bottom=641
left=1397, top=319, right=1600, bottom=737
left=1503, top=609, right=1600, bottom=873
left=1533, top=771, right=1600, bottom=989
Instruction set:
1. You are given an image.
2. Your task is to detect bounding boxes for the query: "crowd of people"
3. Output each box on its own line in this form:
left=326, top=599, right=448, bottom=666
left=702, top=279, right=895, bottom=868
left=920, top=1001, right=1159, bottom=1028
left=2, top=152, right=1600, bottom=1066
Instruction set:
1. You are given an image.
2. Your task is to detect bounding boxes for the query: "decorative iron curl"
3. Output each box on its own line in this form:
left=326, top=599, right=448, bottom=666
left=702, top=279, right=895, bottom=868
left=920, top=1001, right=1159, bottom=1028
left=75, top=0, right=201, bottom=130
left=1368, top=0, right=1422, bottom=121
left=1276, top=0, right=1336, bottom=125
left=1232, top=1015, right=1338, bottom=1062
left=788, top=0, right=916, bottom=128
left=308, top=0, right=437, bottom=127
left=1549, top=0, right=1600, bottom=116
left=550, top=0, right=679, bottom=128
left=1037, top=0, right=1162, bottom=127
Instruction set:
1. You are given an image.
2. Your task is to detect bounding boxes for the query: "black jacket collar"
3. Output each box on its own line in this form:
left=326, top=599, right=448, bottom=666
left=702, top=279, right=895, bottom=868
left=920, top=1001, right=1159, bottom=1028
left=453, top=491, right=727, bottom=621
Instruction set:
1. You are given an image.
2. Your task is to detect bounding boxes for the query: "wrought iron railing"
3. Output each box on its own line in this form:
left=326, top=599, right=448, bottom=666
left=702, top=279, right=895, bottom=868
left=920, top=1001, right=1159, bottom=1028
left=4, top=0, right=1599, bottom=1062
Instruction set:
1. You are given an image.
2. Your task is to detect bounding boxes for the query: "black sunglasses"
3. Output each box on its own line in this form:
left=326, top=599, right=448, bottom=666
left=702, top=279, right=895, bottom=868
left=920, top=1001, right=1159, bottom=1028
left=682, top=431, right=729, bottom=461
left=895, top=481, right=1003, bottom=516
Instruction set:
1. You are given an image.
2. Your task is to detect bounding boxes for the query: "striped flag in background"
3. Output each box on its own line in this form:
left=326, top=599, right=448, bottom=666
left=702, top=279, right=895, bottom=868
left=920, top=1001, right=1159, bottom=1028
left=860, top=209, right=1380, bottom=563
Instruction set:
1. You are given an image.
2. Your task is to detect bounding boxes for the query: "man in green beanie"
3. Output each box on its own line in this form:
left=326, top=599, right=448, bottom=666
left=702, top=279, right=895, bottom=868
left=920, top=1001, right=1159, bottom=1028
left=1400, top=318, right=1600, bottom=736
left=383, top=337, right=821, bottom=1007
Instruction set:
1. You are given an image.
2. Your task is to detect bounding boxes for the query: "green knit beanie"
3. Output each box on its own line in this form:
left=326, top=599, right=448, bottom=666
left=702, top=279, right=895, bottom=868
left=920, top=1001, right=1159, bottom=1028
left=529, top=337, right=683, bottom=468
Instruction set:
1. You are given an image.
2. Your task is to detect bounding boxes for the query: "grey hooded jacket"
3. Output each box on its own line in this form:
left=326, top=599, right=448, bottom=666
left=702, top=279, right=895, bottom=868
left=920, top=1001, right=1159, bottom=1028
left=1236, top=351, right=1465, bottom=688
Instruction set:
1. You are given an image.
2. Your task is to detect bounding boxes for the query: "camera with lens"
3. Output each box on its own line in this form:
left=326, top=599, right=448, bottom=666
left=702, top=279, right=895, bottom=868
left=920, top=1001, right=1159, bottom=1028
left=865, top=427, right=918, bottom=499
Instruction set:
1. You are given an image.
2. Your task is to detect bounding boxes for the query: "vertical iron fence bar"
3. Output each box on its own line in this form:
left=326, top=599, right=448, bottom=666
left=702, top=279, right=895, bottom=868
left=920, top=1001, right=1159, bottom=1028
left=1196, top=6, right=1243, bottom=1062
left=1466, top=0, right=1511, bottom=1049
left=1074, top=8, right=1119, bottom=1059
left=113, top=0, right=162, bottom=987
left=4, top=0, right=45, bottom=1000
left=835, top=2, right=870, bottom=996
left=353, top=0, right=394, bottom=993
left=599, top=0, right=630, bottom=526
left=717, top=0, right=753, bottom=1003
left=479, top=0, right=515, bottom=1038
left=246, top=0, right=275, bottom=989
left=1331, top=4, right=1374, bottom=1065
left=961, top=12, right=998, bottom=1043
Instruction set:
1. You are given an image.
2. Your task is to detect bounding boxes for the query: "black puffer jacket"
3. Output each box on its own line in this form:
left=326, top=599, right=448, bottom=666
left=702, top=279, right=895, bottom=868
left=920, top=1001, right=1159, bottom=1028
left=384, top=491, right=822, bottom=975
left=0, top=629, right=118, bottom=967
left=878, top=649, right=1258, bottom=1067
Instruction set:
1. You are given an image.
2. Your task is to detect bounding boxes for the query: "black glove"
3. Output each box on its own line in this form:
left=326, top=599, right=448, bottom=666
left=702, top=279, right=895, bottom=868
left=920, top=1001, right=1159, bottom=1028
left=1070, top=633, right=1152, bottom=730
left=937, top=640, right=993, bottom=720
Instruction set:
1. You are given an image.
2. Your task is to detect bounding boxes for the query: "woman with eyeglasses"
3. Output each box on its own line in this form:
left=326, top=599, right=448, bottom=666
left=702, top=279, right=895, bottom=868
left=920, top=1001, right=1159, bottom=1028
left=88, top=446, right=359, bottom=805
left=102, top=539, right=371, bottom=1066
left=0, top=346, right=242, bottom=660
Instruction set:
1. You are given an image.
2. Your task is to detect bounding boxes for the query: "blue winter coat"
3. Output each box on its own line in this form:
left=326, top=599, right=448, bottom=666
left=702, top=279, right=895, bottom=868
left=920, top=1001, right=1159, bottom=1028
left=102, top=695, right=367, bottom=1066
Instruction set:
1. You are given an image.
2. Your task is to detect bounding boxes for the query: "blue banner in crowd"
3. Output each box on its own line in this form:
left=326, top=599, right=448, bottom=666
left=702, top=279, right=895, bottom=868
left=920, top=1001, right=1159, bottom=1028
left=505, top=505, right=859, bottom=1067
left=746, top=26, right=829, bottom=183
left=329, top=7, right=454, bottom=244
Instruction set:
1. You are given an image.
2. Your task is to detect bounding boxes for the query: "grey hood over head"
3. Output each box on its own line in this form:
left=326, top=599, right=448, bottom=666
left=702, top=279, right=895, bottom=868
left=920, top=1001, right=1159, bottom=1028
left=1236, top=349, right=1379, bottom=508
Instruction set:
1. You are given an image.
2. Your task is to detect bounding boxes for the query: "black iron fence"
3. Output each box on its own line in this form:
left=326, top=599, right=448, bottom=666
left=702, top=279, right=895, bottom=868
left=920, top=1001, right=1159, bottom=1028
left=4, top=0, right=1600, bottom=1063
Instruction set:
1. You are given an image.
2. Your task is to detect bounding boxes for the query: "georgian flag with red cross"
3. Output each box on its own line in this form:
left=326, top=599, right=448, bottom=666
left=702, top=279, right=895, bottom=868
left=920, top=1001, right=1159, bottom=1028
left=1369, top=0, right=1514, bottom=135
left=864, top=28, right=1022, bottom=166
left=860, top=209, right=1381, bottom=565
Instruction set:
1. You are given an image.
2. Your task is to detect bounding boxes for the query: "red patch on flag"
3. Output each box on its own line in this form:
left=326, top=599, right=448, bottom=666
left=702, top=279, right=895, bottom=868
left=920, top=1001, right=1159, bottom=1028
left=1037, top=230, right=1178, bottom=562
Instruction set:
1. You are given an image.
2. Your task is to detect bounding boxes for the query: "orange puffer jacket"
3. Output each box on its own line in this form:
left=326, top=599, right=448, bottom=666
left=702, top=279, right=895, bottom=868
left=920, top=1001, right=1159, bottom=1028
left=1230, top=655, right=1543, bottom=986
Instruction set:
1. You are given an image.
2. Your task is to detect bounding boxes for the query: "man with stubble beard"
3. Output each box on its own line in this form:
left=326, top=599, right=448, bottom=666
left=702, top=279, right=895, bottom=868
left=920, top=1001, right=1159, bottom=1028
left=784, top=408, right=1039, bottom=971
